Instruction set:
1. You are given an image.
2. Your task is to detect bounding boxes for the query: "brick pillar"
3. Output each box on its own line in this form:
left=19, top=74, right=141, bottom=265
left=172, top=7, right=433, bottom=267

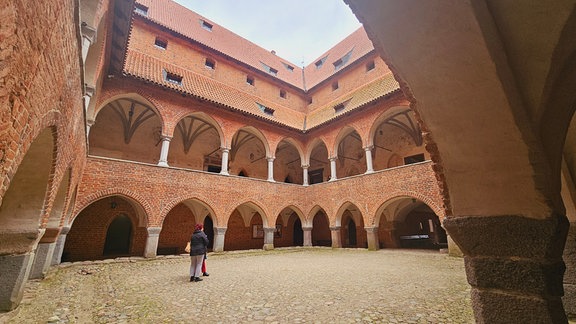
left=444, top=214, right=569, bottom=323
left=144, top=227, right=162, bottom=258
left=30, top=228, right=61, bottom=279
left=51, top=226, right=70, bottom=265
left=263, top=227, right=275, bottom=250
left=330, top=226, right=342, bottom=248
left=213, top=227, right=227, bottom=252
left=365, top=226, right=379, bottom=250
left=302, top=226, right=312, bottom=246
left=0, top=229, right=43, bottom=311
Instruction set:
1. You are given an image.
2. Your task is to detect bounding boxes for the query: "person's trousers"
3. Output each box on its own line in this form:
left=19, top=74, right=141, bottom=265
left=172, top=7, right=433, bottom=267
left=190, top=255, right=204, bottom=277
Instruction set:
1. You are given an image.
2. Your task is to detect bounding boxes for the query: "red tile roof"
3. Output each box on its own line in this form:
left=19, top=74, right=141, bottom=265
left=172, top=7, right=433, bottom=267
left=135, top=0, right=305, bottom=88
left=124, top=49, right=307, bottom=129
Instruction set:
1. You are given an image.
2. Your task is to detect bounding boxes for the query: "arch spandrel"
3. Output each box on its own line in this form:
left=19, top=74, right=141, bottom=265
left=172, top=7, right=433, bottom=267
left=159, top=197, right=220, bottom=228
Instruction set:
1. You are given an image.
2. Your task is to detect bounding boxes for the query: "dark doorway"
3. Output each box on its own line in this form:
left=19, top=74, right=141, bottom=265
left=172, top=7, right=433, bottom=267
left=103, top=214, right=132, bottom=255
left=293, top=218, right=303, bottom=246
left=347, top=219, right=357, bottom=246
left=204, top=216, right=214, bottom=249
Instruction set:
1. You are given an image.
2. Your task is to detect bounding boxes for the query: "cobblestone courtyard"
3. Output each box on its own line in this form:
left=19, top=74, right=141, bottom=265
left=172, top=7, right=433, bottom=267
left=2, top=248, right=473, bottom=323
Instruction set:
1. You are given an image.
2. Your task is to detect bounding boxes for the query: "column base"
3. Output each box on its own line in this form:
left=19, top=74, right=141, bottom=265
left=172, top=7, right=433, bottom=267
left=29, top=242, right=56, bottom=279
left=0, top=253, right=34, bottom=311
left=263, top=243, right=274, bottom=251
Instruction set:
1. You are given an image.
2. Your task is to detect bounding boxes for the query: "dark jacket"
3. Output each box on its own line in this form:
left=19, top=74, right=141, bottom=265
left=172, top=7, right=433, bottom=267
left=189, top=230, right=209, bottom=256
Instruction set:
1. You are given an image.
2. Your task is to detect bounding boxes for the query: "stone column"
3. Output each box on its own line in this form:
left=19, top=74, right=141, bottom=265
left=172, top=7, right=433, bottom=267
left=0, top=229, right=44, bottom=311
left=263, top=227, right=275, bottom=250
left=80, top=22, right=96, bottom=63
left=302, top=226, right=313, bottom=246
left=84, top=85, right=95, bottom=116
left=212, top=227, right=227, bottom=252
left=86, top=119, right=95, bottom=138
left=330, top=226, right=342, bottom=248
left=364, top=145, right=374, bottom=174
left=157, top=136, right=171, bottom=167
left=365, top=226, right=379, bottom=250
left=144, top=227, right=162, bottom=258
left=30, top=228, right=61, bottom=279
left=302, top=164, right=309, bottom=186
left=329, top=157, right=337, bottom=181
left=220, top=148, right=230, bottom=175
left=51, top=226, right=70, bottom=265
left=444, top=214, right=569, bottom=324
left=267, top=157, right=275, bottom=182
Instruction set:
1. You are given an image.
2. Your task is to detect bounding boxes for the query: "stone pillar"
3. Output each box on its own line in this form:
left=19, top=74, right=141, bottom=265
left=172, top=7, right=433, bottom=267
left=80, top=22, right=96, bottom=63
left=144, top=227, right=162, bottom=258
left=267, top=157, right=275, bottom=182
left=302, top=164, right=309, bottom=186
left=330, top=226, right=342, bottom=248
left=84, top=85, right=95, bottom=115
left=302, top=226, right=313, bottom=246
left=0, top=229, right=44, bottom=311
left=30, top=228, right=61, bottom=279
left=213, top=227, right=227, bottom=252
left=51, top=226, right=70, bottom=265
left=220, top=148, right=230, bottom=175
left=157, top=136, right=171, bottom=167
left=365, top=226, right=379, bottom=250
left=364, top=145, right=374, bottom=174
left=444, top=215, right=569, bottom=324
left=329, top=157, right=337, bottom=181
left=86, top=119, right=95, bottom=138
left=263, top=227, right=275, bottom=250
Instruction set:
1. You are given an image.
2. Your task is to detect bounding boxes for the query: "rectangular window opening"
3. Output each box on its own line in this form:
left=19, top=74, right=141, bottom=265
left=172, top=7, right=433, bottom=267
left=257, top=103, right=275, bottom=116
left=246, top=76, right=255, bottom=86
left=201, top=20, right=213, bottom=31
left=205, top=58, right=216, bottom=69
left=332, top=81, right=339, bottom=91
left=135, top=3, right=148, bottom=16
left=404, top=153, right=425, bottom=165
left=154, top=37, right=167, bottom=50
left=334, top=103, right=345, bottom=113
left=163, top=70, right=183, bottom=85
left=366, top=60, right=375, bottom=71
left=280, top=89, right=286, bottom=99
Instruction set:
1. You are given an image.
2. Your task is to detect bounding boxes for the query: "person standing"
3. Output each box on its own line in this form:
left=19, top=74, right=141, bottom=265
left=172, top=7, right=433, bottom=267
left=189, top=223, right=209, bottom=282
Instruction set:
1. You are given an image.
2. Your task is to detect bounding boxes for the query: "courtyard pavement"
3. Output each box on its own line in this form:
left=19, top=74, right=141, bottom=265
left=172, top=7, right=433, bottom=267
left=1, top=248, right=473, bottom=323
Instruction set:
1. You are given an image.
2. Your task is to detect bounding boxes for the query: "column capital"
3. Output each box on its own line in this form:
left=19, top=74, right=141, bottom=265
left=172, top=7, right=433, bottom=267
left=301, top=164, right=310, bottom=169
left=263, top=227, right=276, bottom=234
left=302, top=226, right=313, bottom=231
left=364, top=145, right=374, bottom=151
left=267, top=157, right=275, bottom=162
left=214, top=227, right=228, bottom=235
left=84, top=84, right=95, bottom=97
left=86, top=119, right=96, bottom=127
left=81, top=22, right=97, bottom=43
left=220, top=147, right=230, bottom=153
left=364, top=226, right=378, bottom=233
left=160, top=135, right=172, bottom=141
left=329, top=156, right=338, bottom=162
left=60, top=226, right=71, bottom=235
left=329, top=226, right=341, bottom=231
left=147, top=226, right=162, bottom=236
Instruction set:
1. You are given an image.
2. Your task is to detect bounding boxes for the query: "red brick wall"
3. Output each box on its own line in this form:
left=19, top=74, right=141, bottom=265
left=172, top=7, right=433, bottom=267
left=224, top=211, right=264, bottom=251
left=158, top=203, right=196, bottom=254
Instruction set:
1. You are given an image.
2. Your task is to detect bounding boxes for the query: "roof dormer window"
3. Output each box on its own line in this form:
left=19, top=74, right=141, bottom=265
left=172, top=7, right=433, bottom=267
left=315, top=55, right=328, bottom=69
left=366, top=60, right=375, bottom=72
left=201, top=20, right=213, bottom=31
left=260, top=62, right=278, bottom=76
left=154, top=37, right=167, bottom=50
left=257, top=103, right=275, bottom=116
left=333, top=48, right=354, bottom=71
left=282, top=62, right=294, bottom=72
left=135, top=3, right=148, bottom=16
left=163, top=69, right=182, bottom=85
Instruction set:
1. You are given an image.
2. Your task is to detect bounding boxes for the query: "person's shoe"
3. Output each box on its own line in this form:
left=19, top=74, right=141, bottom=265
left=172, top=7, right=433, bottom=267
left=194, top=277, right=203, bottom=282
left=202, top=272, right=210, bottom=277
left=190, top=276, right=194, bottom=282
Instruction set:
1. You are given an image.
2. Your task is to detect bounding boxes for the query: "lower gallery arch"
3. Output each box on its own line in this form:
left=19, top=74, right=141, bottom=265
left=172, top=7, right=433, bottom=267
left=0, top=127, right=55, bottom=311
left=224, top=203, right=267, bottom=251
left=311, top=209, right=331, bottom=246
left=158, top=200, right=215, bottom=255
left=63, top=196, right=148, bottom=261
left=274, top=207, right=304, bottom=247
left=337, top=203, right=367, bottom=248
left=376, top=197, right=447, bottom=250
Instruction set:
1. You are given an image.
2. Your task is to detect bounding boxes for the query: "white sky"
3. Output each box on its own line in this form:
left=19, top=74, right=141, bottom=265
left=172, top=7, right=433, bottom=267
left=174, top=0, right=362, bottom=67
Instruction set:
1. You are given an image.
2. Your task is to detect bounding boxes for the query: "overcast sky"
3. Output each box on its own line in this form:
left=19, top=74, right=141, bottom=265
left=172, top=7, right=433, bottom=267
left=174, top=0, right=362, bottom=67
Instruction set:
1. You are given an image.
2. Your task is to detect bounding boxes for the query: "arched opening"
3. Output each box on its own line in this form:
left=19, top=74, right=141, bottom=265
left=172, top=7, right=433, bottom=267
left=274, top=208, right=304, bottom=247
left=229, top=129, right=269, bottom=180
left=293, top=218, right=304, bottom=246
left=169, top=114, right=221, bottom=171
left=225, top=203, right=267, bottom=251
left=311, top=210, right=331, bottom=246
left=308, top=142, right=329, bottom=184
left=274, top=139, right=303, bottom=185
left=89, top=98, right=162, bottom=164
left=63, top=196, right=147, bottom=261
left=103, top=214, right=132, bottom=256
left=347, top=218, right=357, bottom=246
left=336, top=129, right=364, bottom=178
left=339, top=205, right=366, bottom=248
left=204, top=216, right=214, bottom=250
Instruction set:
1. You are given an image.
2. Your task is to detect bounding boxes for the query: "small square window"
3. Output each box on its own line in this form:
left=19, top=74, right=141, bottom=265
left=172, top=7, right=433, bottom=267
left=332, top=81, right=339, bottom=91
left=280, top=89, right=286, bottom=99
left=334, top=103, right=345, bottom=112
left=205, top=58, right=215, bottom=69
left=246, top=76, right=255, bottom=86
left=201, top=20, right=213, bottom=31
left=135, top=3, right=148, bottom=16
left=269, top=67, right=278, bottom=76
left=154, top=37, right=167, bottom=50
left=366, top=60, right=375, bottom=71
left=308, top=97, right=313, bottom=104
left=282, top=62, right=294, bottom=72
left=257, top=103, right=274, bottom=116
